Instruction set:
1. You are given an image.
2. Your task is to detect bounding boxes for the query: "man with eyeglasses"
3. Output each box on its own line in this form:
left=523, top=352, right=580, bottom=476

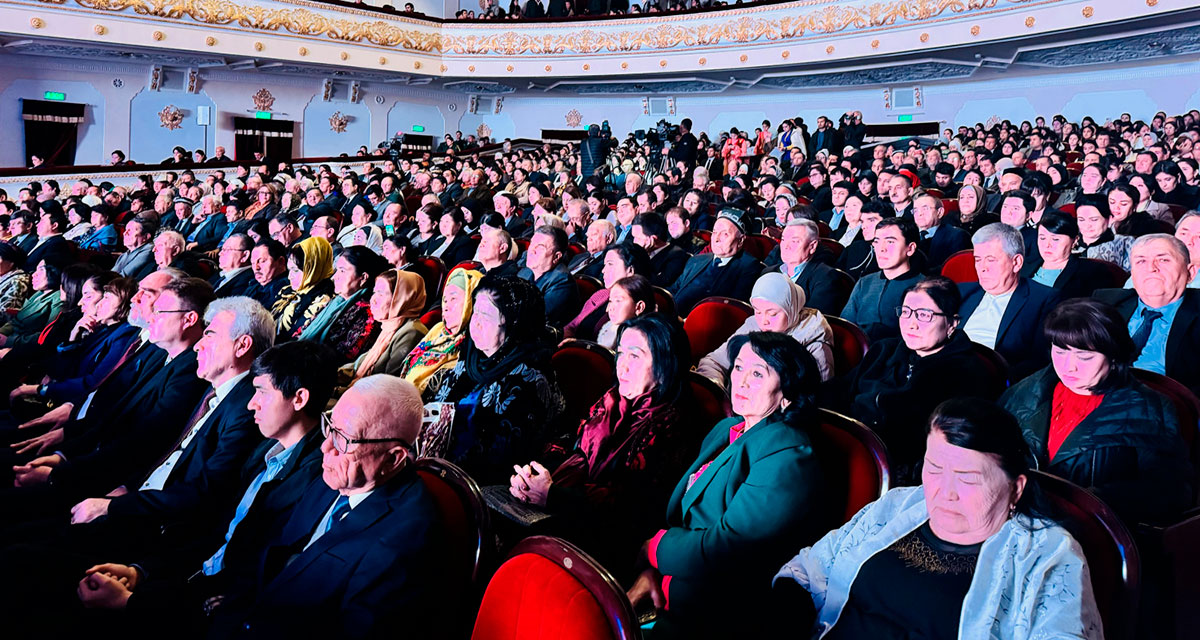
left=210, top=234, right=258, bottom=299
left=841, top=217, right=925, bottom=341
left=267, top=213, right=304, bottom=247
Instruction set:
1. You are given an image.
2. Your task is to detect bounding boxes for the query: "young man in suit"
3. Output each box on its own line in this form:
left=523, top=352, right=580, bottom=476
left=631, top=211, right=688, bottom=288
left=958, top=223, right=1061, bottom=380
left=668, top=208, right=763, bottom=314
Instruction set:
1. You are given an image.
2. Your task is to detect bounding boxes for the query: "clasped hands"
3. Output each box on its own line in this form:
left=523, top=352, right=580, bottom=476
left=508, top=461, right=551, bottom=506
left=77, top=563, right=138, bottom=610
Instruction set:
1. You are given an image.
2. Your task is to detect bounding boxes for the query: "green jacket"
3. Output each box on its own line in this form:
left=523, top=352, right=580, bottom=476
left=0, top=289, right=61, bottom=349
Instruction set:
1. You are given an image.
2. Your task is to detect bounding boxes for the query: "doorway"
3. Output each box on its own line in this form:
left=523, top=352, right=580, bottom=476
left=22, top=99, right=85, bottom=167
left=233, top=117, right=294, bottom=163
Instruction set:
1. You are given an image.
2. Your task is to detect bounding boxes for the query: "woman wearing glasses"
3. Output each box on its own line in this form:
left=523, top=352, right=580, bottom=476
left=833, top=277, right=996, bottom=484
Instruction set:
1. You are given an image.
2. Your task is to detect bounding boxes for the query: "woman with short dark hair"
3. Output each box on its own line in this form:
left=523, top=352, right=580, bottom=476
left=1020, top=210, right=1115, bottom=299
left=1072, top=194, right=1133, bottom=271
left=563, top=243, right=650, bottom=343
left=1001, top=298, right=1193, bottom=523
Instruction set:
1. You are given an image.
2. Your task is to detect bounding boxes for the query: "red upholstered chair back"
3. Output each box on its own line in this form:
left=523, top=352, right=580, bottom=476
left=415, top=457, right=490, bottom=587
left=419, top=306, right=443, bottom=327
left=552, top=340, right=616, bottom=425
left=574, top=275, right=603, bottom=301
left=1079, top=258, right=1130, bottom=290
left=695, top=229, right=712, bottom=245
left=813, top=409, right=891, bottom=526
left=514, top=237, right=531, bottom=255
left=411, top=255, right=448, bottom=306
left=826, top=268, right=856, bottom=316
left=1059, top=202, right=1077, bottom=216
left=683, top=297, right=753, bottom=364
left=824, top=315, right=870, bottom=377
left=816, top=220, right=832, bottom=238
left=686, top=371, right=734, bottom=430
left=567, top=242, right=586, bottom=258
left=925, top=188, right=945, bottom=198
left=742, top=234, right=777, bottom=261
left=453, top=260, right=484, bottom=273
left=1032, top=471, right=1141, bottom=640
left=969, top=342, right=1010, bottom=398
left=1167, top=204, right=1190, bottom=223
left=940, top=249, right=978, bottom=284
left=652, top=286, right=676, bottom=319
left=817, top=238, right=845, bottom=262
left=471, top=536, right=640, bottom=640
left=941, top=198, right=960, bottom=215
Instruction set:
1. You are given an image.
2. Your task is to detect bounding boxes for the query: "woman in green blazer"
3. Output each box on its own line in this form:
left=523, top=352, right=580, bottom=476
left=628, top=331, right=827, bottom=639
left=0, top=260, right=63, bottom=351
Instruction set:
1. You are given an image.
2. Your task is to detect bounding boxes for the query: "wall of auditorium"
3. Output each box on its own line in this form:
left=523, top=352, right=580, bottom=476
left=495, top=58, right=1200, bottom=141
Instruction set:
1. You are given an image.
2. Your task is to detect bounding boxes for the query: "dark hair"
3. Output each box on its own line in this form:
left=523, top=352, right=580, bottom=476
left=251, top=341, right=339, bottom=418
left=1108, top=182, right=1141, bottom=210
left=161, top=277, right=216, bottom=314
left=1002, top=189, right=1036, bottom=214
left=441, top=207, right=466, bottom=227
left=337, top=245, right=388, bottom=281
left=1021, top=171, right=1053, bottom=196
left=1038, top=210, right=1079, bottom=239
left=616, top=311, right=689, bottom=404
left=604, top=242, right=651, bottom=276
left=256, top=238, right=288, bottom=261
left=1074, top=193, right=1111, bottom=219
left=1043, top=298, right=1134, bottom=392
left=270, top=212, right=299, bottom=229
left=725, top=331, right=818, bottom=424
left=612, top=274, right=654, bottom=313
left=473, top=275, right=546, bottom=346
left=926, top=398, right=1041, bottom=518
left=41, top=208, right=68, bottom=233
left=60, top=263, right=105, bottom=308
left=905, top=276, right=963, bottom=318
left=632, top=212, right=669, bottom=243
left=100, top=276, right=137, bottom=324
left=384, top=233, right=414, bottom=254
left=860, top=199, right=895, bottom=218
left=875, top=216, right=920, bottom=245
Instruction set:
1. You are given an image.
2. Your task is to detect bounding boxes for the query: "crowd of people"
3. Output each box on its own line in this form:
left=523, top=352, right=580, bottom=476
left=0, top=103, right=1197, bottom=638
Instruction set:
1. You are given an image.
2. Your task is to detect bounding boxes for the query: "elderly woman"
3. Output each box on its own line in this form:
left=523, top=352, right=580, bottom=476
left=509, top=313, right=694, bottom=573
left=77, top=207, right=120, bottom=253
left=835, top=277, right=996, bottom=484
left=564, top=243, right=650, bottom=342
left=774, top=397, right=1103, bottom=639
left=1073, top=194, right=1134, bottom=271
left=697, top=273, right=833, bottom=384
left=429, top=275, right=566, bottom=484
left=627, top=331, right=826, bottom=639
left=338, top=269, right=427, bottom=389
left=1019, top=210, right=1114, bottom=299
left=0, top=242, right=31, bottom=314
left=273, top=236, right=335, bottom=339
left=398, top=268, right=481, bottom=394
left=335, top=197, right=375, bottom=246
left=1001, top=298, right=1192, bottom=524
left=0, top=260, right=64, bottom=350
left=296, top=246, right=387, bottom=361
left=62, top=204, right=94, bottom=242
left=947, top=184, right=999, bottom=235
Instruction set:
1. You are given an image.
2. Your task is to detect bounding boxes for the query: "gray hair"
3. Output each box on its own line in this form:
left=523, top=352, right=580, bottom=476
left=155, top=230, right=186, bottom=251
left=971, top=222, right=1024, bottom=258
left=1175, top=211, right=1200, bottom=229
left=343, top=374, right=423, bottom=443
left=590, top=219, right=617, bottom=242
left=158, top=267, right=189, bottom=282
left=784, top=218, right=820, bottom=242
left=203, top=296, right=276, bottom=358
left=1132, top=233, right=1190, bottom=268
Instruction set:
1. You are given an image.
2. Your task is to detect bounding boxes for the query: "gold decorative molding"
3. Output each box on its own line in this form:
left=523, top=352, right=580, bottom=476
left=151, top=29, right=164, bottom=39
left=780, top=49, right=789, bottom=58
left=919, top=32, right=928, bottom=42
left=253, top=40, right=264, bottom=51
left=329, top=110, right=348, bottom=133
left=582, top=63, right=590, bottom=70
left=970, top=24, right=980, bottom=35
left=298, top=46, right=308, bottom=55
left=1081, top=5, right=1093, bottom=17
left=340, top=51, right=348, bottom=59
left=697, top=57, right=705, bottom=65
left=414, top=60, right=422, bottom=68
left=252, top=87, right=275, bottom=111
left=29, top=16, right=44, bottom=28
left=870, top=38, right=879, bottom=48
left=93, top=23, right=105, bottom=34
left=1024, top=16, right=1035, bottom=27
left=159, top=104, right=183, bottom=130
left=825, top=44, right=834, bottom=53
left=205, top=35, right=216, bottom=45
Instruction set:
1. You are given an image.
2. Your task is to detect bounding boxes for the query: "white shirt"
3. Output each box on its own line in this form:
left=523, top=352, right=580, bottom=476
left=140, top=371, right=249, bottom=491
left=963, top=289, right=1016, bottom=349
left=304, top=490, right=375, bottom=551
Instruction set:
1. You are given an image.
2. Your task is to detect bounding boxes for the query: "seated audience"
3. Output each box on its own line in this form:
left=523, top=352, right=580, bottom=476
left=631, top=212, right=689, bottom=287
left=295, top=246, right=386, bottom=361
left=841, top=216, right=925, bottom=341
left=339, top=269, right=427, bottom=386
left=381, top=232, right=416, bottom=272
left=1108, top=182, right=1172, bottom=237
left=763, top=219, right=843, bottom=315
left=668, top=208, right=763, bottom=313
left=27, top=207, right=75, bottom=270
left=959, top=223, right=1060, bottom=379
left=428, top=207, right=477, bottom=268
left=568, top=219, right=616, bottom=279
left=272, top=236, right=334, bottom=339
left=428, top=275, right=565, bottom=483
left=475, top=225, right=521, bottom=277
left=1073, top=194, right=1134, bottom=271
left=1020, top=210, right=1113, bottom=299
left=1175, top=211, right=1200, bottom=288
left=1094, top=233, right=1200, bottom=394
left=697, top=272, right=833, bottom=384
left=1001, top=298, right=1192, bottom=524
left=774, top=397, right=1102, bottom=639
left=627, top=331, right=826, bottom=639
left=837, top=199, right=889, bottom=279
left=564, top=242, right=650, bottom=343
left=397, top=267, right=482, bottom=393
left=0, top=242, right=31, bottom=318
left=113, top=217, right=157, bottom=282
left=76, top=207, right=120, bottom=253
left=248, top=239, right=290, bottom=310
left=835, top=277, right=996, bottom=483
left=945, top=183, right=998, bottom=234
left=210, top=233, right=258, bottom=299
left=517, top=225, right=581, bottom=328
left=913, top=192, right=971, bottom=269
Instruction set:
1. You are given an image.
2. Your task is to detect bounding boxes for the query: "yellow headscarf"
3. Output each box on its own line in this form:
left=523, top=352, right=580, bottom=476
left=399, top=267, right=483, bottom=392
left=293, top=236, right=334, bottom=292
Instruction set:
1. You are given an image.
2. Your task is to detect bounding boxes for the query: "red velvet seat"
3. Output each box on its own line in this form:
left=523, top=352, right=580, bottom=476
left=1032, top=471, right=1140, bottom=640
left=652, top=286, right=676, bottom=319
left=813, top=408, right=891, bottom=525
left=1166, top=204, right=1189, bottom=223
left=695, top=229, right=712, bottom=245
left=940, top=249, right=977, bottom=284
left=471, top=535, right=640, bottom=640
left=1079, top=258, right=1129, bottom=290
left=1066, top=162, right=1085, bottom=177
left=969, top=342, right=1010, bottom=398
left=415, top=457, right=490, bottom=632
left=410, top=255, right=448, bottom=306
left=419, top=306, right=442, bottom=327
left=816, top=220, right=832, bottom=238
left=825, top=315, right=870, bottom=377
left=686, top=371, right=733, bottom=429
left=514, top=237, right=531, bottom=255
left=574, top=274, right=603, bottom=302
left=1131, top=369, right=1199, bottom=479
left=683, top=297, right=753, bottom=364
left=742, top=233, right=777, bottom=261
left=567, top=242, right=586, bottom=258
left=941, top=198, right=960, bottom=215
left=453, top=260, right=484, bottom=273
left=1059, top=202, right=1077, bottom=216
left=552, top=339, right=616, bottom=425
left=924, top=188, right=945, bottom=198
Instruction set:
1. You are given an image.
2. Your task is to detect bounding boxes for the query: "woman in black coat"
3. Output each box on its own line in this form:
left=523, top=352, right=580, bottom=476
left=1019, top=210, right=1118, bottom=300
left=1001, top=298, right=1193, bottom=525
left=835, top=276, right=995, bottom=484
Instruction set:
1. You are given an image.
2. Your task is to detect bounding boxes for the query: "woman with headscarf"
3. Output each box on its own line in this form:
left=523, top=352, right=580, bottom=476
left=429, top=275, right=566, bottom=484
left=273, top=236, right=335, bottom=340
left=399, top=267, right=481, bottom=394
left=946, top=184, right=999, bottom=235
left=347, top=224, right=385, bottom=254
left=339, top=269, right=428, bottom=388
left=695, top=272, right=834, bottom=384
left=296, top=246, right=387, bottom=362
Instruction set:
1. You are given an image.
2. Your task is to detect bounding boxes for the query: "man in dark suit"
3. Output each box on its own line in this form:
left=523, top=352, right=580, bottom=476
left=669, top=209, right=764, bottom=314
left=113, top=217, right=158, bottom=282
left=7, top=211, right=38, bottom=255
left=632, top=212, right=688, bottom=288
left=210, top=234, right=258, bottom=299
left=519, top=226, right=581, bottom=328
left=1094, top=234, right=1200, bottom=394
left=182, top=196, right=230, bottom=253
left=249, top=240, right=290, bottom=310
left=999, top=189, right=1039, bottom=258
left=806, top=115, right=840, bottom=159
left=568, top=219, right=616, bottom=280
left=913, top=193, right=971, bottom=271
left=26, top=208, right=75, bottom=270
left=958, top=223, right=1061, bottom=380
left=761, top=219, right=843, bottom=315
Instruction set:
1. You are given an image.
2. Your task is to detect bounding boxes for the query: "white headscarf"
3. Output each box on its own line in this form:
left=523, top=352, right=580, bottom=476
left=750, top=272, right=808, bottom=332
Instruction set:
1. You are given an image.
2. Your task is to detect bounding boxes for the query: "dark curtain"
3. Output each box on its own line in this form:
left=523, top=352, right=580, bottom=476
left=233, top=117, right=294, bottom=162
left=22, top=99, right=85, bottom=167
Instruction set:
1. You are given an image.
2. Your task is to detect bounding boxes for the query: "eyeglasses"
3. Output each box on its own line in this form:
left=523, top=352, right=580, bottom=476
left=152, top=308, right=194, bottom=316
left=895, top=306, right=950, bottom=323
left=321, top=411, right=413, bottom=455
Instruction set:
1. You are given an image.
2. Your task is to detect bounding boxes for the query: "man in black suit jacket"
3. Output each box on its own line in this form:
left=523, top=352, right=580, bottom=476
left=210, top=234, right=259, bottom=299
left=519, top=226, right=581, bottom=328
left=760, top=219, right=844, bottom=315
left=249, top=240, right=290, bottom=310
left=26, top=209, right=75, bottom=269
left=958, top=223, right=1061, bottom=380
left=7, top=211, right=38, bottom=256
left=632, top=212, right=689, bottom=287
left=182, top=198, right=230, bottom=253
left=1093, top=234, right=1200, bottom=394
left=914, top=193, right=972, bottom=271
left=669, top=209, right=764, bottom=314
left=806, top=116, right=840, bottom=159
left=568, top=219, right=616, bottom=281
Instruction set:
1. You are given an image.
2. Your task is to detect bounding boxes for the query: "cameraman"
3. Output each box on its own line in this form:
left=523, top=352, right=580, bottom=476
left=668, top=118, right=698, bottom=169
left=839, top=111, right=867, bottom=148
left=579, top=123, right=614, bottom=181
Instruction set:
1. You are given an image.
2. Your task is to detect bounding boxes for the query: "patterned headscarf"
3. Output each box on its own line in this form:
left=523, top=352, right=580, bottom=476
left=398, top=267, right=483, bottom=391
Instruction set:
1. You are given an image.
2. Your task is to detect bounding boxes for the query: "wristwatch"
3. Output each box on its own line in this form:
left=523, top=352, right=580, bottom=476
left=37, top=383, right=49, bottom=397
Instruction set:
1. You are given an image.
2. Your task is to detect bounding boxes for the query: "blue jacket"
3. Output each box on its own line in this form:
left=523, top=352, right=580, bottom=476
left=44, top=322, right=140, bottom=405
left=518, top=262, right=581, bottom=329
left=77, top=224, right=121, bottom=252
left=958, top=278, right=1061, bottom=380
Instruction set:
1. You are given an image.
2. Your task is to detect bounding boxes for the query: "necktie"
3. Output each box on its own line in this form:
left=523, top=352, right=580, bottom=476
left=920, top=230, right=930, bottom=241
left=1131, top=308, right=1163, bottom=356
left=141, top=388, right=218, bottom=486
left=93, top=337, right=144, bottom=391
left=326, top=495, right=352, bottom=533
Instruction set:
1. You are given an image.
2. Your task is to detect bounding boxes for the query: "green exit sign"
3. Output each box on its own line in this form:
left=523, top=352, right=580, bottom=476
left=43, top=91, right=65, bottom=101
left=897, top=114, right=914, bottom=122
left=255, top=111, right=273, bottom=120
left=412, top=125, right=425, bottom=132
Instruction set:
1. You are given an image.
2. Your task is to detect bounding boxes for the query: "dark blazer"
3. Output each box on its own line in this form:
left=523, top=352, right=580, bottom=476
left=652, top=413, right=823, bottom=638
left=648, top=245, right=689, bottom=288
left=1093, top=288, right=1200, bottom=395
left=212, top=268, right=259, bottom=299
left=958, top=278, right=1061, bottom=381
left=25, top=235, right=75, bottom=269
left=250, top=276, right=289, bottom=310
left=761, top=261, right=842, bottom=316
left=518, top=262, right=581, bottom=328
left=11, top=233, right=37, bottom=255
left=1019, top=256, right=1112, bottom=300
left=185, top=216, right=230, bottom=252
left=428, top=234, right=478, bottom=270
left=806, top=128, right=840, bottom=159
left=568, top=251, right=605, bottom=280
left=225, top=469, right=447, bottom=638
left=107, top=375, right=262, bottom=523
left=42, top=322, right=140, bottom=405
left=669, top=251, right=763, bottom=314
left=920, top=225, right=972, bottom=270
left=114, top=243, right=157, bottom=281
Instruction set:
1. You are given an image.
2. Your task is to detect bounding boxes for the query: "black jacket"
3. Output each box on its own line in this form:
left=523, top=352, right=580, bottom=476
left=428, top=234, right=478, bottom=271
left=669, top=251, right=763, bottom=314
left=919, top=225, right=972, bottom=271
left=1019, top=256, right=1112, bottom=300
left=212, top=268, right=259, bottom=299
left=518, top=262, right=581, bottom=328
left=760, top=261, right=844, bottom=317
left=648, top=245, right=689, bottom=288
left=1002, top=366, right=1193, bottom=524
left=1093, top=288, right=1200, bottom=396
left=958, top=279, right=1061, bottom=381
left=25, top=235, right=75, bottom=270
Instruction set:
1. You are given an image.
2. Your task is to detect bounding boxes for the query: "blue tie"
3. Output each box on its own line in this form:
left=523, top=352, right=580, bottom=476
left=326, top=495, right=352, bottom=533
